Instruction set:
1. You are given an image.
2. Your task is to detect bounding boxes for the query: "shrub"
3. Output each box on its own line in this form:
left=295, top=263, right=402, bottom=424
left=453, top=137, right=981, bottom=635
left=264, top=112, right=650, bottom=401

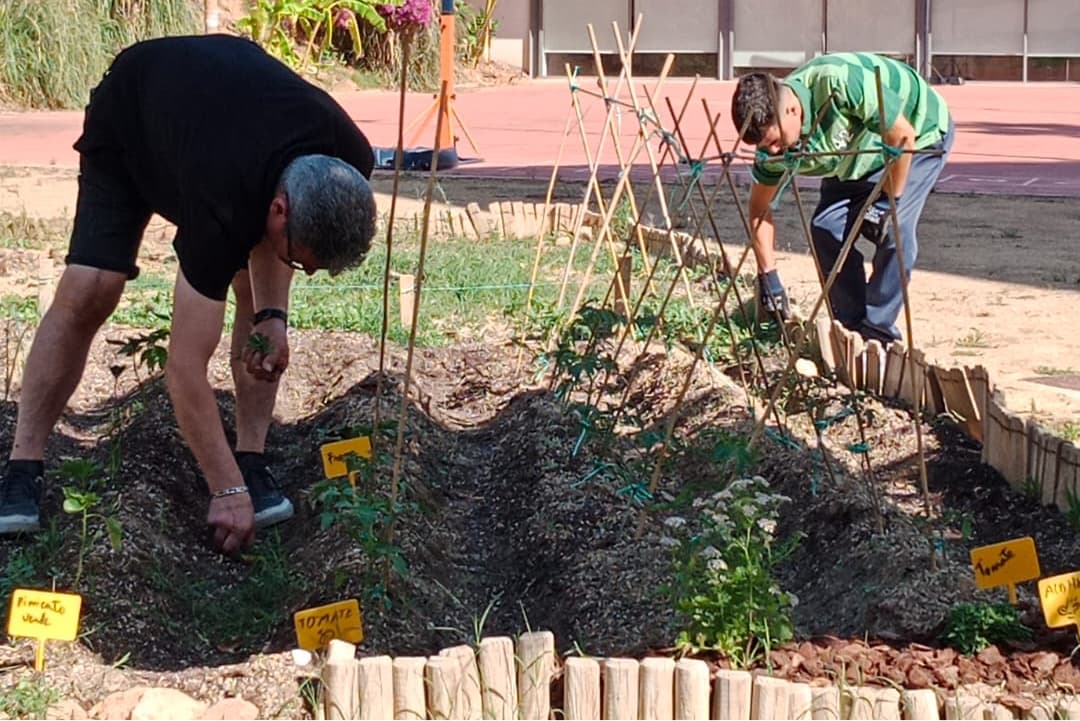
left=667, top=475, right=799, bottom=668
left=0, top=0, right=198, bottom=109
left=943, top=602, right=1032, bottom=655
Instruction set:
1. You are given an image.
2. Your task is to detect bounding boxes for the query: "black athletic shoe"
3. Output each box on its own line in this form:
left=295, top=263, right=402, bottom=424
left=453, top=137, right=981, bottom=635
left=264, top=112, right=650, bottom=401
left=236, top=454, right=294, bottom=529
left=0, top=462, right=43, bottom=534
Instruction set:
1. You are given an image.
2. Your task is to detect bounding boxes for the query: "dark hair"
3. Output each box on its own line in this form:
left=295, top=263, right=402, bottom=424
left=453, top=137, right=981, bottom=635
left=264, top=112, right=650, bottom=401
left=731, top=72, right=783, bottom=144
left=278, top=155, right=377, bottom=275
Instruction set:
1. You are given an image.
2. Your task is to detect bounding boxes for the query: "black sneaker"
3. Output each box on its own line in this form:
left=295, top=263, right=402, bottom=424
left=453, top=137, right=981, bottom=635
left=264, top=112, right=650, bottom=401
left=0, top=461, right=43, bottom=534
left=236, top=454, right=294, bottom=529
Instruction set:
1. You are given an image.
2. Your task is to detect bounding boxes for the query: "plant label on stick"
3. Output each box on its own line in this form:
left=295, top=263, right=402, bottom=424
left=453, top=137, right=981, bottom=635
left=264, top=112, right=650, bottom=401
left=6, top=589, right=83, bottom=671
left=320, top=436, right=372, bottom=486
left=293, top=599, right=363, bottom=651
left=970, top=536, right=1040, bottom=604
left=1039, top=571, right=1080, bottom=634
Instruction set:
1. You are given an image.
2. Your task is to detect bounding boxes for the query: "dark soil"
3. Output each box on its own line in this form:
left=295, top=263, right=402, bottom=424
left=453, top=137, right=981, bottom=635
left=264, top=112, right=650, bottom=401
left=3, top=322, right=1080, bottom=716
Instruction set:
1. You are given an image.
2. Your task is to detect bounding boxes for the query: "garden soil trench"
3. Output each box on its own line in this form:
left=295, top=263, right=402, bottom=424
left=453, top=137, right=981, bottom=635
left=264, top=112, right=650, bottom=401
left=4, top=169, right=1080, bottom=713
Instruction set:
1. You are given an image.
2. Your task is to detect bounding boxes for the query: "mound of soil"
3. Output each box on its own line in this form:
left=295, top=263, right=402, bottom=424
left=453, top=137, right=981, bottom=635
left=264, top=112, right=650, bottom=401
left=3, top=325, right=1080, bottom=714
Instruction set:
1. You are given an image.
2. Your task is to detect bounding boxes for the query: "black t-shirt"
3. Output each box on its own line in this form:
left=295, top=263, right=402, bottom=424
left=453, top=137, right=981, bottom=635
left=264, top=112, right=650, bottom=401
left=74, top=35, right=375, bottom=300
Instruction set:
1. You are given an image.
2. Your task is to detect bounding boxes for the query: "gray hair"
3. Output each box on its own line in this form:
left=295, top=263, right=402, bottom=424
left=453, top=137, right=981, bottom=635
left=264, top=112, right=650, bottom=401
left=278, top=154, right=377, bottom=275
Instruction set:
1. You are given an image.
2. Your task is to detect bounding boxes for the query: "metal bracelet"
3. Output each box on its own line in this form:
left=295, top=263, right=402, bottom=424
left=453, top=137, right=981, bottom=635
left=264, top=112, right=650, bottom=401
left=211, top=485, right=250, bottom=499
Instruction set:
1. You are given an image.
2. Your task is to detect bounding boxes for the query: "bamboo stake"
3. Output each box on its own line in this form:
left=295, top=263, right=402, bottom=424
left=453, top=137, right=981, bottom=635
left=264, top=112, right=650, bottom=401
left=672, top=99, right=788, bottom=426
left=555, top=22, right=644, bottom=308
left=873, top=65, right=931, bottom=516
left=561, top=23, right=674, bottom=323
left=608, top=28, right=696, bottom=309
left=373, top=33, right=413, bottom=455
left=749, top=159, right=899, bottom=449
left=515, top=90, right=578, bottom=373
left=575, top=79, right=709, bottom=414
left=386, top=81, right=449, bottom=558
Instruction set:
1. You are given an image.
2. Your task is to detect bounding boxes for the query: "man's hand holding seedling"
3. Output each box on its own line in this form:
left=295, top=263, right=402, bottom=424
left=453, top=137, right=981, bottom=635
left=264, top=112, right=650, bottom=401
left=243, top=311, right=290, bottom=382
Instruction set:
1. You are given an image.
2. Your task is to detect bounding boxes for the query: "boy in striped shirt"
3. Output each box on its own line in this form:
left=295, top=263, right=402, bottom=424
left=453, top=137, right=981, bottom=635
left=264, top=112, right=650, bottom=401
left=731, top=52, right=954, bottom=344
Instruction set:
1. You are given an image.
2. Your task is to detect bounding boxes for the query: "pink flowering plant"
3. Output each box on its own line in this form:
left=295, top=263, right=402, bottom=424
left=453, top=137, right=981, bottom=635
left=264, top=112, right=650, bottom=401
left=239, top=0, right=403, bottom=68
left=377, top=0, right=434, bottom=33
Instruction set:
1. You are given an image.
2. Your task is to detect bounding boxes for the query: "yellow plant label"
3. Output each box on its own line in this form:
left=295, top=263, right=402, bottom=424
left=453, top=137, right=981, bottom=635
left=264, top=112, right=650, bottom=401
left=970, top=536, right=1040, bottom=590
left=7, top=589, right=83, bottom=641
left=293, top=599, right=363, bottom=650
left=1039, top=571, right=1080, bottom=628
left=320, top=437, right=372, bottom=479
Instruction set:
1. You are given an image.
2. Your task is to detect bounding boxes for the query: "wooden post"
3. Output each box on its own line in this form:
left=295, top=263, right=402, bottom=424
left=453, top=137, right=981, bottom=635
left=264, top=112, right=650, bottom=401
left=517, top=631, right=555, bottom=721
left=967, top=365, right=990, bottom=428
left=357, top=656, right=394, bottom=719
left=849, top=333, right=865, bottom=391
left=788, top=682, right=812, bottom=720
left=426, top=655, right=462, bottom=720
left=478, top=637, right=518, bottom=720
left=673, top=659, right=710, bottom=720
left=750, top=676, right=790, bottom=720
left=638, top=657, right=674, bottom=720
left=944, top=689, right=985, bottom=719
left=323, top=655, right=359, bottom=720
left=712, top=670, right=752, bottom=720
left=830, top=320, right=851, bottom=387
left=851, top=687, right=901, bottom=720
left=392, top=657, right=428, bottom=720
left=932, top=366, right=982, bottom=440
left=810, top=685, right=840, bottom=720
left=901, top=688, right=940, bottom=720
left=815, top=317, right=836, bottom=374
left=1057, top=442, right=1080, bottom=513
left=603, top=658, right=639, bottom=720
left=865, top=340, right=885, bottom=395
left=564, top=657, right=601, bottom=720
left=439, top=645, right=481, bottom=719
left=398, top=274, right=416, bottom=329
left=882, top=342, right=907, bottom=398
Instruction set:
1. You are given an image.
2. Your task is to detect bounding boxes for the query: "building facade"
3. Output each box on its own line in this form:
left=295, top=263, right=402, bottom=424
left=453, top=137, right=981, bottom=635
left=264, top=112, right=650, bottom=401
left=479, top=0, right=1080, bottom=81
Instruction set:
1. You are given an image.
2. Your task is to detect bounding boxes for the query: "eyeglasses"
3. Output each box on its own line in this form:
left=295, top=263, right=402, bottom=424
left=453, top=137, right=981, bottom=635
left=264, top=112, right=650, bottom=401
left=285, top=235, right=305, bottom=272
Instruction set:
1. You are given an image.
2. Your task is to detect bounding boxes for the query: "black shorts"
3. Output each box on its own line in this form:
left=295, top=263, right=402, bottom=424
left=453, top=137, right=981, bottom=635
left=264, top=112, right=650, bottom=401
left=65, top=150, right=152, bottom=281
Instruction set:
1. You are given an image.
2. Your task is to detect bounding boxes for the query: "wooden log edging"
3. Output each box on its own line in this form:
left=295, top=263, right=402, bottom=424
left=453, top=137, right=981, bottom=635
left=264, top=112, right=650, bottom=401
left=807, top=319, right=1080, bottom=524
left=321, top=636, right=1080, bottom=719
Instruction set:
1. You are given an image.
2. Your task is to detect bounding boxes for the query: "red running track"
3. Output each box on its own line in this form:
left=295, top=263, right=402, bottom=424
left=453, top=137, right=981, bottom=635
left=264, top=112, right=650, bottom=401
left=0, top=79, right=1077, bottom=197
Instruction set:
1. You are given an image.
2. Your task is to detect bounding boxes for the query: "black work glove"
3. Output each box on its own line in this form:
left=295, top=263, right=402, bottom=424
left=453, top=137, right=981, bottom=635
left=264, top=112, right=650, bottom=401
left=757, top=269, right=790, bottom=321
left=860, top=196, right=898, bottom=244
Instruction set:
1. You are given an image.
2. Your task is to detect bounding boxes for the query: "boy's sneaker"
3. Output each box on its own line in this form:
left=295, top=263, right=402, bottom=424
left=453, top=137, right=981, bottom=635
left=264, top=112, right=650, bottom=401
left=236, top=454, right=294, bottom=529
left=0, top=461, right=43, bottom=534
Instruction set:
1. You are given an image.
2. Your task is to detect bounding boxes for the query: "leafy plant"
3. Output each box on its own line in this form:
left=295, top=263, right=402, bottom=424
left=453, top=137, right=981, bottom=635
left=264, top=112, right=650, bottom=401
left=173, top=532, right=308, bottom=649
left=667, top=475, right=799, bottom=668
left=108, top=326, right=169, bottom=383
left=0, top=295, right=36, bottom=401
left=0, top=676, right=60, bottom=719
left=456, top=0, right=498, bottom=66
left=943, top=602, right=1031, bottom=655
left=0, top=521, right=64, bottom=612
left=247, top=332, right=274, bottom=356
left=311, top=451, right=409, bottom=608
left=545, top=303, right=620, bottom=402
left=1066, top=488, right=1080, bottom=533
left=56, top=458, right=122, bottom=588
left=237, top=0, right=396, bottom=70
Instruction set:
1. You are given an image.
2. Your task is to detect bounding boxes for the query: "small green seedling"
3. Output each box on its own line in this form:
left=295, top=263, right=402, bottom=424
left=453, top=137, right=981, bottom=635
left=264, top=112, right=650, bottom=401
left=247, top=332, right=273, bottom=356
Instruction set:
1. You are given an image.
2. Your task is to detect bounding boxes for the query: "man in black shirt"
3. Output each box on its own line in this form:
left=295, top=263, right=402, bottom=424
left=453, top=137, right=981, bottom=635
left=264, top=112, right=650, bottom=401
left=0, top=36, right=378, bottom=553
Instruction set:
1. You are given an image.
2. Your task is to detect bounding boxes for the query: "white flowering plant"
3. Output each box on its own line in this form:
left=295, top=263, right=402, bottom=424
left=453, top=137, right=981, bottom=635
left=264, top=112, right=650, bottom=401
left=667, top=475, right=800, bottom=667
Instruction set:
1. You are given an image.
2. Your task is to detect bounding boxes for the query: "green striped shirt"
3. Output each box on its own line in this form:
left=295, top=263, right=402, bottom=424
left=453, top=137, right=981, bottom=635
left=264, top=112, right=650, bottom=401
left=752, top=53, right=950, bottom=185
